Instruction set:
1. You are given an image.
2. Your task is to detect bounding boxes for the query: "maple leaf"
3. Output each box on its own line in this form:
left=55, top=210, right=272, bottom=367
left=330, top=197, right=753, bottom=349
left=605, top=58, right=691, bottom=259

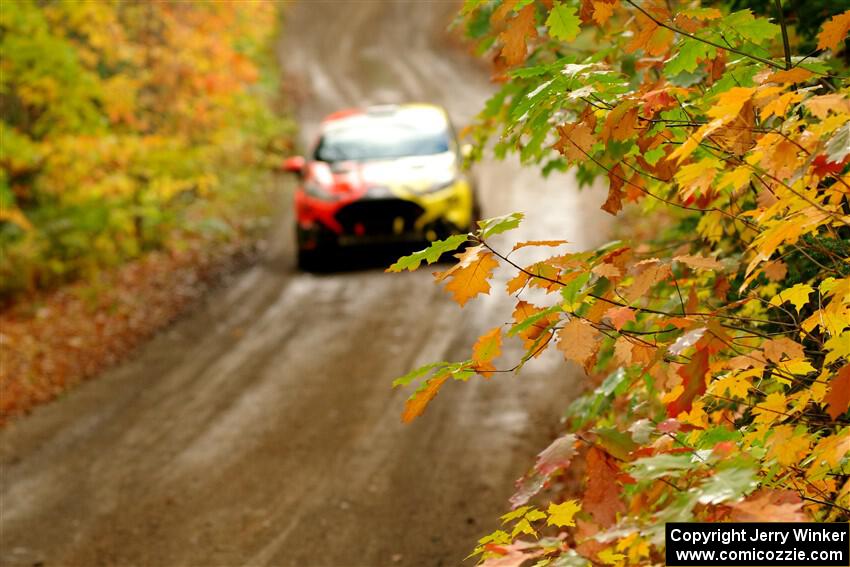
left=601, top=163, right=625, bottom=215
left=730, top=490, right=807, bottom=522
left=805, top=93, right=850, bottom=119
left=767, top=424, right=811, bottom=466
left=512, top=301, right=559, bottom=352
left=767, top=68, right=814, bottom=84
left=591, top=0, right=614, bottom=25
left=434, top=247, right=499, bottom=307
left=499, top=4, right=538, bottom=66
left=667, top=347, right=709, bottom=417
left=402, top=373, right=449, bottom=423
left=763, top=260, right=788, bottom=282
left=762, top=337, right=805, bottom=363
left=473, top=327, right=503, bottom=377
left=554, top=121, right=595, bottom=161
left=769, top=283, right=813, bottom=313
left=557, top=318, right=600, bottom=367
left=604, top=305, right=635, bottom=330
left=824, top=364, right=850, bottom=420
left=547, top=499, right=581, bottom=527
left=817, top=9, right=850, bottom=52
left=623, top=261, right=671, bottom=302
left=582, top=447, right=625, bottom=527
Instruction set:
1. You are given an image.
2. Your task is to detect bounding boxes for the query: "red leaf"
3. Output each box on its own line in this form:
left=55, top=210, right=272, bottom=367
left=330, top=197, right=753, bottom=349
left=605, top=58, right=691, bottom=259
left=666, top=347, right=709, bottom=417
left=582, top=447, right=625, bottom=527
left=825, top=364, right=850, bottom=421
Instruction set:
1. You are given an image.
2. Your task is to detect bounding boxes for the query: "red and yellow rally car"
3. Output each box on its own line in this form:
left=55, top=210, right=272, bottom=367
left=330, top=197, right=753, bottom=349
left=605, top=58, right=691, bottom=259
left=283, top=104, right=478, bottom=269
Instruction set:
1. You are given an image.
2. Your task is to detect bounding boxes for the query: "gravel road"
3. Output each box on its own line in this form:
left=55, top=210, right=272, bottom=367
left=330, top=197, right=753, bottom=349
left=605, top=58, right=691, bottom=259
left=0, top=2, right=611, bottom=566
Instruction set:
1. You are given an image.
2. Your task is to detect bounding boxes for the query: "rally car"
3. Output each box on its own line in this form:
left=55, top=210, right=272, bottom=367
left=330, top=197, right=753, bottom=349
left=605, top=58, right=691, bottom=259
left=283, top=103, right=478, bottom=269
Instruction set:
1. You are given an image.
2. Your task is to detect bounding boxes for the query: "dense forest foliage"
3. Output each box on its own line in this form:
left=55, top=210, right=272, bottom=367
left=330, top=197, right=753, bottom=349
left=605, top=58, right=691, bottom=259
left=0, top=0, right=289, bottom=298
left=391, top=1, right=850, bottom=564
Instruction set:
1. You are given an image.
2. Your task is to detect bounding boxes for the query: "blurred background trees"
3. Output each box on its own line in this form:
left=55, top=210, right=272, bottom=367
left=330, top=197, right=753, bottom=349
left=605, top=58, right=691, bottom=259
left=0, top=0, right=291, bottom=298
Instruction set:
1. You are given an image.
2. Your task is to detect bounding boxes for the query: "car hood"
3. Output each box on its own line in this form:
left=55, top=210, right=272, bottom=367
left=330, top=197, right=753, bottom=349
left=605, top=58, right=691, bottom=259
left=308, top=152, right=458, bottom=197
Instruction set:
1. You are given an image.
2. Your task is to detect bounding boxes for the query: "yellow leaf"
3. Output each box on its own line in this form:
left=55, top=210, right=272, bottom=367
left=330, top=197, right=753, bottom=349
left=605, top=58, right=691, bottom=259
left=767, top=425, right=810, bottom=466
left=718, top=166, right=751, bottom=191
left=598, top=547, right=627, bottom=565
left=769, top=283, right=814, bottom=313
left=707, top=87, right=756, bottom=122
left=752, top=392, right=787, bottom=425
left=547, top=499, right=581, bottom=527
left=817, top=9, right=850, bottom=52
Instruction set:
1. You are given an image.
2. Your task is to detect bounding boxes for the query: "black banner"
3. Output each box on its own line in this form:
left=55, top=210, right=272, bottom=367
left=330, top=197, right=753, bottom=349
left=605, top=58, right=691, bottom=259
left=666, top=523, right=849, bottom=566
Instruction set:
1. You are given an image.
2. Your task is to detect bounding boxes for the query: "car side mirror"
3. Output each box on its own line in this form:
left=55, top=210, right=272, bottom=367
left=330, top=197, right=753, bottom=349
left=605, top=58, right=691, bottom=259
left=282, top=156, right=305, bottom=175
left=460, top=144, right=474, bottom=160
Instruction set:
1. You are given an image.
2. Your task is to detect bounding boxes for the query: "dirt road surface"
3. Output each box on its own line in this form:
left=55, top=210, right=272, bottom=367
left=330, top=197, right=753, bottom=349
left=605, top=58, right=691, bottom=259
left=1, top=3, right=611, bottom=566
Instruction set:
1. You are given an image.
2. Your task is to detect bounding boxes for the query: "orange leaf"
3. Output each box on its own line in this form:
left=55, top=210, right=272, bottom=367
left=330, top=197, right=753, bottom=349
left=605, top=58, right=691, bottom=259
left=601, top=163, right=625, bottom=215
left=472, top=327, right=503, bottom=377
left=667, top=347, right=709, bottom=417
left=511, top=239, right=569, bottom=252
left=762, top=337, right=805, bottom=363
left=402, top=373, right=449, bottom=423
left=730, top=490, right=807, bottom=522
left=605, top=305, right=636, bottom=330
left=766, top=67, right=814, bottom=84
left=499, top=4, right=538, bottom=66
left=582, top=447, right=625, bottom=527
left=591, top=0, right=614, bottom=25
left=434, top=247, right=499, bottom=307
left=674, top=254, right=723, bottom=271
left=817, top=9, right=850, bottom=52
left=624, top=261, right=671, bottom=302
left=825, top=364, right=850, bottom=421
left=557, top=317, right=601, bottom=367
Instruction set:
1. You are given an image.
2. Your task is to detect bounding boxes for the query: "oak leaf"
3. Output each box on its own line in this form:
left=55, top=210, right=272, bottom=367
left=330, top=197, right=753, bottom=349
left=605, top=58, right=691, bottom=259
left=434, top=247, right=499, bottom=307
left=473, top=327, right=503, bottom=377
left=817, top=9, right=850, bottom=52
left=601, top=163, right=625, bottom=215
left=499, top=4, right=538, bottom=66
left=557, top=318, right=601, bottom=367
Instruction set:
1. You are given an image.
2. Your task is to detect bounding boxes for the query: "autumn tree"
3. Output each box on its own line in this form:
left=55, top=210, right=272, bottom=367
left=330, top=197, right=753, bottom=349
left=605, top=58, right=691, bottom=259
left=390, top=1, right=850, bottom=564
left=0, top=0, right=289, bottom=297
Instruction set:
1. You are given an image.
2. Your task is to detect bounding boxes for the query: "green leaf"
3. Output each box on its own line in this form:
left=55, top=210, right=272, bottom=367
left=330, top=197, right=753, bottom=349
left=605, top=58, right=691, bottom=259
left=560, top=272, right=591, bottom=309
left=477, top=212, right=524, bottom=238
left=722, top=10, right=780, bottom=44
left=665, top=38, right=715, bottom=76
left=630, top=453, right=698, bottom=480
left=508, top=304, right=562, bottom=337
left=546, top=3, right=580, bottom=42
left=392, top=361, right=450, bottom=387
left=386, top=234, right=469, bottom=272
left=694, top=464, right=758, bottom=505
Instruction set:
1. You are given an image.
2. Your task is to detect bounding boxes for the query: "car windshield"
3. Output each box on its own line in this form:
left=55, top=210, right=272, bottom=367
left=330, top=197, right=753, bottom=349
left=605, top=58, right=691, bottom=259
left=314, top=116, right=451, bottom=162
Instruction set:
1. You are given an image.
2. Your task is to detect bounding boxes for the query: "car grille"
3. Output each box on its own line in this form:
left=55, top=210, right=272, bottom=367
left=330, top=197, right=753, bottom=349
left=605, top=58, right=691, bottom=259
left=335, top=198, right=425, bottom=236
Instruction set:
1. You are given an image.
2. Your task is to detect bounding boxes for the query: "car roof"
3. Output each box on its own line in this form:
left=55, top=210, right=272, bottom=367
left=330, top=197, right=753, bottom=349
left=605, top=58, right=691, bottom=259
left=320, top=104, right=449, bottom=133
